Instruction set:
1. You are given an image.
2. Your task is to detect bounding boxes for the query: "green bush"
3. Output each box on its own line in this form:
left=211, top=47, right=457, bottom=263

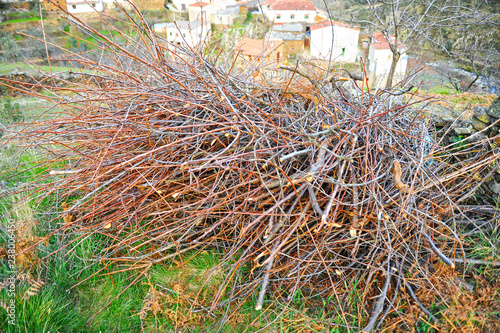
left=0, top=35, right=21, bottom=61
left=1, top=98, right=22, bottom=123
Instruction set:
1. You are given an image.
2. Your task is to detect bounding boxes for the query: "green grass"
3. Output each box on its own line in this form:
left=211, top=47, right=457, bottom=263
left=0, top=62, right=83, bottom=74
left=426, top=85, right=459, bottom=95
left=0, top=282, right=84, bottom=333
left=0, top=17, right=45, bottom=26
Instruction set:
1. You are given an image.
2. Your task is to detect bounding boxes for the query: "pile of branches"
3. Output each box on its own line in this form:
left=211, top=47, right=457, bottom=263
left=2, top=8, right=497, bottom=331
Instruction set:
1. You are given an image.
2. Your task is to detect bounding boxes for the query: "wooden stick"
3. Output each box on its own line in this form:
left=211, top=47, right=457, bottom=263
left=361, top=267, right=392, bottom=333
left=402, top=280, right=439, bottom=323
left=423, top=233, right=455, bottom=269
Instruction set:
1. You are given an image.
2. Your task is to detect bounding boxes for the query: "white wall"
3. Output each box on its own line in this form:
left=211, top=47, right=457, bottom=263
left=67, top=1, right=103, bottom=13
left=172, top=0, right=196, bottom=11
left=261, top=8, right=316, bottom=24
left=368, top=46, right=408, bottom=77
left=188, top=4, right=219, bottom=22
left=155, top=22, right=211, bottom=48
left=310, top=25, right=359, bottom=63
left=212, top=13, right=233, bottom=25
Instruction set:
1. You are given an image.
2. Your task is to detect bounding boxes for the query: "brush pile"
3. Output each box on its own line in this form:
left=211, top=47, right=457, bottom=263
left=3, top=10, right=498, bottom=331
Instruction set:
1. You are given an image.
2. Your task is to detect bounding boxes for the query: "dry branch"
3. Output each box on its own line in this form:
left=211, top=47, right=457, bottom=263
left=2, top=6, right=496, bottom=330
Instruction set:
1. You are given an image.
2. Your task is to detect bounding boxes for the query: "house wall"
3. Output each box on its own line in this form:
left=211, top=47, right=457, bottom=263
left=367, top=46, right=408, bottom=86
left=67, top=1, right=103, bottom=13
left=262, top=9, right=316, bottom=23
left=310, top=25, right=359, bottom=63
left=368, top=48, right=408, bottom=76
left=188, top=4, right=218, bottom=22
left=212, top=13, right=232, bottom=25
left=43, top=0, right=67, bottom=14
left=279, top=39, right=303, bottom=58
left=212, top=6, right=239, bottom=25
left=238, top=43, right=285, bottom=68
left=135, top=0, right=166, bottom=10
left=157, top=23, right=211, bottom=48
left=171, top=0, right=195, bottom=11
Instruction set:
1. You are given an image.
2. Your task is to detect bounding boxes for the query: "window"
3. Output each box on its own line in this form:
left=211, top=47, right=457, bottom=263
left=170, top=32, right=172, bottom=36
left=183, top=33, right=186, bottom=37
left=290, top=14, right=295, bottom=19
left=342, top=48, right=345, bottom=56
left=388, top=54, right=391, bottom=59
left=305, top=14, right=309, bottom=19
left=92, top=3, right=95, bottom=7
left=176, top=32, right=179, bottom=37
left=276, top=14, right=281, bottom=19
left=72, top=5, right=76, bottom=9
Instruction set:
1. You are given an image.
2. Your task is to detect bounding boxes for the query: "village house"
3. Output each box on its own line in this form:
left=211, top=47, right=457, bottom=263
left=213, top=5, right=240, bottom=26
left=309, top=20, right=360, bottom=63
left=42, top=0, right=67, bottom=15
left=235, top=37, right=284, bottom=68
left=153, top=20, right=211, bottom=48
left=367, top=32, right=408, bottom=86
left=171, top=0, right=195, bottom=11
left=188, top=1, right=218, bottom=22
left=187, top=0, right=238, bottom=24
left=267, top=23, right=305, bottom=57
left=66, top=0, right=103, bottom=13
left=238, top=0, right=259, bottom=15
left=260, top=0, right=316, bottom=24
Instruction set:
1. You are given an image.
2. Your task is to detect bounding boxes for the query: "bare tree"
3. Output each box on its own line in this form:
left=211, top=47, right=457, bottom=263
left=352, top=0, right=490, bottom=88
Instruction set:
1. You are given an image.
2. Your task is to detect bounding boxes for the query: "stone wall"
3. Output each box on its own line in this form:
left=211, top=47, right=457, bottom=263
left=435, top=97, right=500, bottom=198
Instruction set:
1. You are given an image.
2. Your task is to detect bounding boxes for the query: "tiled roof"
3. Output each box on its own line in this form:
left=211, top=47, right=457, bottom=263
left=268, top=31, right=304, bottom=41
left=370, top=32, right=406, bottom=50
left=236, top=38, right=283, bottom=57
left=262, top=0, right=315, bottom=11
left=239, top=0, right=260, bottom=7
left=310, top=20, right=359, bottom=31
left=271, top=23, right=304, bottom=33
left=188, top=1, right=210, bottom=7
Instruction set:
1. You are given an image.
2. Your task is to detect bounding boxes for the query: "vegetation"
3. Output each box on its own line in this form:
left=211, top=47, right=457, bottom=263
left=0, top=3, right=499, bottom=333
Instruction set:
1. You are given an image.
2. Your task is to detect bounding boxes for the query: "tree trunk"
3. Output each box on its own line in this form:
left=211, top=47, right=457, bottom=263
left=385, top=52, right=400, bottom=89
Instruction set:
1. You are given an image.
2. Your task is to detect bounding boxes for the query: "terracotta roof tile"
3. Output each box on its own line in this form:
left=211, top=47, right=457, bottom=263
left=262, top=0, right=315, bottom=11
left=188, top=2, right=210, bottom=7
left=370, top=32, right=406, bottom=50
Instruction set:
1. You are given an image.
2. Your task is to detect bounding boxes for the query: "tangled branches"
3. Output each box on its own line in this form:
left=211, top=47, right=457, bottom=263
left=2, top=8, right=497, bottom=331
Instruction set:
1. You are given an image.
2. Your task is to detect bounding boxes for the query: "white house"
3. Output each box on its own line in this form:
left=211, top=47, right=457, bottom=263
left=367, top=32, right=408, bottom=85
left=66, top=0, right=103, bottom=13
left=171, top=0, right=195, bottom=11
left=153, top=20, right=211, bottom=48
left=188, top=2, right=219, bottom=22
left=213, top=5, right=239, bottom=25
left=260, top=0, right=316, bottom=24
left=310, top=20, right=360, bottom=63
